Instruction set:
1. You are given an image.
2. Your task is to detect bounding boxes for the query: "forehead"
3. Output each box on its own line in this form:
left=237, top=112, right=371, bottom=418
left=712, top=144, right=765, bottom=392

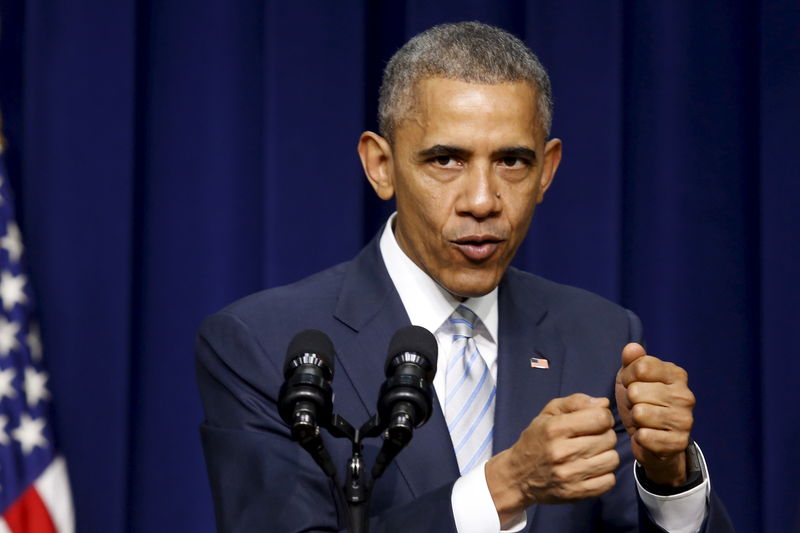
left=398, top=78, right=543, bottom=146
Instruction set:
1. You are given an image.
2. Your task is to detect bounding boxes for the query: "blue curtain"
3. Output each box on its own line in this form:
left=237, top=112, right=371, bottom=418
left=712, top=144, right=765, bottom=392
left=0, top=1, right=797, bottom=532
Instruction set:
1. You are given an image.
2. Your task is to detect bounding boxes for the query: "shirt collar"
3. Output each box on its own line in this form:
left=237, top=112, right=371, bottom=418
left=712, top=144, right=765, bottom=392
left=379, top=213, right=498, bottom=342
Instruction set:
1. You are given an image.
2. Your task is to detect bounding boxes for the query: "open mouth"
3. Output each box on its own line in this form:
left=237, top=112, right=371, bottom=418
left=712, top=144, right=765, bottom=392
left=451, top=236, right=503, bottom=261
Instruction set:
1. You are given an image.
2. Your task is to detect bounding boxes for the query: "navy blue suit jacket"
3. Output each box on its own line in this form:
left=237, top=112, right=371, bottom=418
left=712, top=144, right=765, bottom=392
left=196, top=235, right=734, bottom=532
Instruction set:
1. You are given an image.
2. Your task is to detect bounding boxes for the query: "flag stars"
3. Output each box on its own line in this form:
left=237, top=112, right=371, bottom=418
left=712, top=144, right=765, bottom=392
left=0, top=270, right=27, bottom=311
left=0, top=222, right=23, bottom=263
left=12, top=413, right=47, bottom=454
left=24, top=366, right=49, bottom=407
left=0, top=367, right=15, bottom=401
left=0, top=317, right=20, bottom=356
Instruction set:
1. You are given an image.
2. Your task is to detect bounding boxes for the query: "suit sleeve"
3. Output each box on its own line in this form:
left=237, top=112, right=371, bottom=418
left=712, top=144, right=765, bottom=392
left=195, top=311, right=458, bottom=533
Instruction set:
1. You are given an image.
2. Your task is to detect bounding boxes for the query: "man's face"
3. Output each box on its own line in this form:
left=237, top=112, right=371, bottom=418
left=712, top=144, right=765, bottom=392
left=362, top=78, right=561, bottom=298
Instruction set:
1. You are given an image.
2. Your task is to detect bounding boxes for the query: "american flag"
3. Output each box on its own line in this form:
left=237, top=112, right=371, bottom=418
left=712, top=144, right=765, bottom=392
left=529, top=357, right=549, bottom=369
left=0, top=121, right=74, bottom=531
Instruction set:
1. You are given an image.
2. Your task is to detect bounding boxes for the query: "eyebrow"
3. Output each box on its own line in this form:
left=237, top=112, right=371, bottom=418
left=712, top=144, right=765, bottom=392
left=493, top=146, right=538, bottom=163
left=416, top=144, right=472, bottom=160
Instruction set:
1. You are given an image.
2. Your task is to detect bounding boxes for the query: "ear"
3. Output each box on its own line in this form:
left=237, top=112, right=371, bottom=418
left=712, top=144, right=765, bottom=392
left=535, top=138, right=562, bottom=203
left=357, top=131, right=395, bottom=200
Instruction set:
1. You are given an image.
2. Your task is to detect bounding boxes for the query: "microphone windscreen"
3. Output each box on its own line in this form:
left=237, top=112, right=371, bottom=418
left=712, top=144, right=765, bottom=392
left=283, top=329, right=335, bottom=379
left=385, top=325, right=438, bottom=377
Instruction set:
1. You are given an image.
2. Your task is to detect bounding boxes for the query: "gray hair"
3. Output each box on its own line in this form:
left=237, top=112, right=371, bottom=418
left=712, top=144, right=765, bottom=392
left=378, top=21, right=553, bottom=141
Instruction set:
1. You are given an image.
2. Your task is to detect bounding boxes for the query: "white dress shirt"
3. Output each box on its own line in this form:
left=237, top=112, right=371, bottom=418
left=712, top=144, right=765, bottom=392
left=378, top=214, right=709, bottom=532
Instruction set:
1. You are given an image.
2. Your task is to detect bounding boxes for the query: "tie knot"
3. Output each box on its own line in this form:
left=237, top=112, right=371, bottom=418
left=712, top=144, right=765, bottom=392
left=446, top=305, right=479, bottom=338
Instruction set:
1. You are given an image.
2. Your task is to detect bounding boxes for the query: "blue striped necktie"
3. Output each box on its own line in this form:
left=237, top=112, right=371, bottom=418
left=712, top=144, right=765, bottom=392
left=443, top=305, right=496, bottom=475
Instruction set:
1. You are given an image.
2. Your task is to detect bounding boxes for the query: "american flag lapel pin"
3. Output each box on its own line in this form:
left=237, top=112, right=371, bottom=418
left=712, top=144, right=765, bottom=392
left=530, top=356, right=549, bottom=369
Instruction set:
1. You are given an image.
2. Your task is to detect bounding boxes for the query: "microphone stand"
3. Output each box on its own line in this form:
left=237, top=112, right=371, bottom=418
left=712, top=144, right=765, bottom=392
left=325, top=414, right=386, bottom=533
left=304, top=392, right=429, bottom=531
left=284, top=385, right=425, bottom=533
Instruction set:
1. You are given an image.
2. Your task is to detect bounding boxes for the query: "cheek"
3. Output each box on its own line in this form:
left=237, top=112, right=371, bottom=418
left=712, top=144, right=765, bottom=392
left=506, top=199, right=538, bottom=242
left=400, top=186, right=450, bottom=232
left=394, top=193, right=445, bottom=254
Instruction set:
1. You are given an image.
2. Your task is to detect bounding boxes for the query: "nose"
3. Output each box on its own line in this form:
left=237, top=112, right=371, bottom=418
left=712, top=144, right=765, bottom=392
left=455, top=164, right=502, bottom=220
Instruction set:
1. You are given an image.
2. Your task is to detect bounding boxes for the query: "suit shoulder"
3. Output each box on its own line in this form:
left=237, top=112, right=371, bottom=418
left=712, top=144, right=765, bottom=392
left=505, top=267, right=635, bottom=328
left=202, top=260, right=350, bottom=333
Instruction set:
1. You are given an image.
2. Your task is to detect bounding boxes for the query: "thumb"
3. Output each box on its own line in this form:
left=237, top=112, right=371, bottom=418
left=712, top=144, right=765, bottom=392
left=544, top=393, right=608, bottom=415
left=621, top=342, right=647, bottom=368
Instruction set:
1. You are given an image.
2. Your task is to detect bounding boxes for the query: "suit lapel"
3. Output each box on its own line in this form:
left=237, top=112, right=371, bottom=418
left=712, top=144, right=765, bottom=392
left=494, top=269, right=566, bottom=453
left=494, top=269, right=566, bottom=524
left=333, top=237, right=459, bottom=498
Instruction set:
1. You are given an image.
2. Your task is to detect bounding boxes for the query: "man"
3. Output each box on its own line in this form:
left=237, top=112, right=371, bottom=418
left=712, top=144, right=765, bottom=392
left=196, top=22, right=734, bottom=532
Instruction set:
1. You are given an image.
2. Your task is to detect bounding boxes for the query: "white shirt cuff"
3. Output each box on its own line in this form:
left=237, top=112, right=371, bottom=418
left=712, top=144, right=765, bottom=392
left=451, top=461, right=527, bottom=533
left=635, top=442, right=711, bottom=533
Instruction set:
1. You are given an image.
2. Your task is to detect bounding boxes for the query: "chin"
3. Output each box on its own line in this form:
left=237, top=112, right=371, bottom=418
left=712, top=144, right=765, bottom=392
left=439, top=274, right=499, bottom=300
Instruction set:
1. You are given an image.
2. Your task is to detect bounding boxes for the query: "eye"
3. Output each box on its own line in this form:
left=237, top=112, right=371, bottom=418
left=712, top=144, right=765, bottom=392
left=431, top=155, right=461, bottom=168
left=499, top=156, right=526, bottom=168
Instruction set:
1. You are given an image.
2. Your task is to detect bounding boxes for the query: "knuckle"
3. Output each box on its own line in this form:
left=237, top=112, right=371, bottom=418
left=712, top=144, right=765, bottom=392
left=684, top=389, right=697, bottom=408
left=543, top=440, right=560, bottom=462
left=632, top=359, right=648, bottom=379
left=590, top=407, right=607, bottom=426
left=549, top=443, right=568, bottom=463
left=546, top=396, right=562, bottom=409
left=671, top=387, right=695, bottom=409
left=609, top=450, right=621, bottom=470
left=542, top=418, right=560, bottom=440
left=552, top=464, right=570, bottom=484
left=631, top=403, right=648, bottom=424
left=568, top=392, right=588, bottom=402
left=627, top=382, right=642, bottom=402
left=636, top=427, right=653, bottom=446
left=604, top=428, right=618, bottom=449
left=578, top=393, right=594, bottom=409
left=544, top=396, right=566, bottom=414
left=588, top=474, right=616, bottom=498
left=543, top=398, right=560, bottom=414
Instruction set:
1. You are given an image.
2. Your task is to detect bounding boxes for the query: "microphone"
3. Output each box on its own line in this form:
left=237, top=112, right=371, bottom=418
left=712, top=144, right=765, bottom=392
left=373, top=325, right=438, bottom=478
left=278, top=329, right=337, bottom=478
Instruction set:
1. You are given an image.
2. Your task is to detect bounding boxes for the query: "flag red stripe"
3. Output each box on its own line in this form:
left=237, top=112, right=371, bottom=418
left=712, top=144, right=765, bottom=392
left=3, top=486, right=57, bottom=533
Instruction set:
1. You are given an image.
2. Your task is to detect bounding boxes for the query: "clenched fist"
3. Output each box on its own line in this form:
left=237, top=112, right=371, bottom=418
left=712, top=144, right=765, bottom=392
left=486, top=393, right=619, bottom=525
left=615, top=343, right=696, bottom=486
